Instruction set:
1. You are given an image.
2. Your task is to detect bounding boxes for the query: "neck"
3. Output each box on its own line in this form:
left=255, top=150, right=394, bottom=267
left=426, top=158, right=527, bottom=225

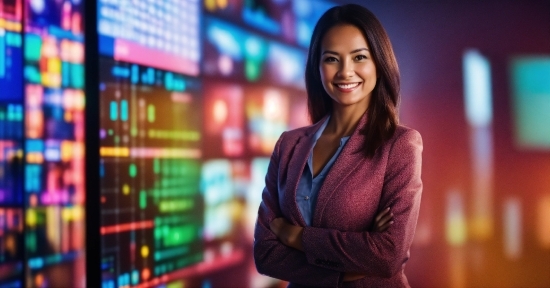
left=325, top=104, right=367, bottom=137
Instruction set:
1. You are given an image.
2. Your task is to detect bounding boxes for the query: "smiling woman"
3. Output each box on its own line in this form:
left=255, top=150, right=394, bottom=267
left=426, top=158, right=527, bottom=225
left=253, top=3, right=423, bottom=288
left=319, top=24, right=378, bottom=131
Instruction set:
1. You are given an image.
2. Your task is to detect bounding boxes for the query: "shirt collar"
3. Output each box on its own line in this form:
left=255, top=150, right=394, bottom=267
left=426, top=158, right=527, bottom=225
left=313, top=115, right=352, bottom=145
left=313, top=116, right=331, bottom=143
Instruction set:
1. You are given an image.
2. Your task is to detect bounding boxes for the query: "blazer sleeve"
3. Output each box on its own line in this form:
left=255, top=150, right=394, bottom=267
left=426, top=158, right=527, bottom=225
left=253, top=132, right=342, bottom=286
left=301, top=129, right=423, bottom=278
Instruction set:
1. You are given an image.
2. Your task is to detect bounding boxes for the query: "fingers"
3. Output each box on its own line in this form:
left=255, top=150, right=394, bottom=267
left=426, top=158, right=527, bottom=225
left=373, top=207, right=394, bottom=232
left=377, top=220, right=394, bottom=232
left=269, top=218, right=283, bottom=234
left=269, top=218, right=290, bottom=237
left=378, top=212, right=393, bottom=225
left=375, top=207, right=391, bottom=222
left=375, top=219, right=393, bottom=232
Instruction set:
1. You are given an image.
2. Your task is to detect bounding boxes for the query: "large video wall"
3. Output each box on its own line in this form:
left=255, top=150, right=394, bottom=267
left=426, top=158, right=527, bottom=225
left=1, top=0, right=85, bottom=287
left=96, top=0, right=334, bottom=287
left=1, top=0, right=336, bottom=287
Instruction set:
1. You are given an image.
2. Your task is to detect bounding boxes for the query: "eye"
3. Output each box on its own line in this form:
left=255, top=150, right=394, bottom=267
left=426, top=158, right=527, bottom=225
left=323, top=56, right=338, bottom=63
left=355, top=54, right=367, bottom=61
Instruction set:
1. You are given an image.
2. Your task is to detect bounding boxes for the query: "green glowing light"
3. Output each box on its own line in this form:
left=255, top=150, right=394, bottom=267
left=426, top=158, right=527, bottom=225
left=154, top=158, right=160, bottom=174
left=159, top=199, right=194, bottom=212
left=129, top=164, right=137, bottom=178
left=140, top=190, right=147, bottom=209
left=245, top=59, right=262, bottom=82
left=167, top=281, right=184, bottom=288
left=26, top=233, right=37, bottom=253
left=71, top=64, right=84, bottom=89
left=147, top=105, right=155, bottom=123
left=154, top=246, right=189, bottom=261
left=147, top=129, right=201, bottom=141
left=24, top=34, right=42, bottom=61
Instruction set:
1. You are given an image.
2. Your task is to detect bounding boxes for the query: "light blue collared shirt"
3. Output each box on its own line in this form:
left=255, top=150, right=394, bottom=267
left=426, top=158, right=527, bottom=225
left=296, top=117, right=351, bottom=226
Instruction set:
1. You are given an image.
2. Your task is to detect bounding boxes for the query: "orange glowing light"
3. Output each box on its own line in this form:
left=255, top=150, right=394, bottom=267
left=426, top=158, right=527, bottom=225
left=537, top=194, right=550, bottom=249
left=64, top=111, right=73, bottom=122
left=26, top=152, right=44, bottom=164
left=35, top=274, right=44, bottom=287
left=142, top=268, right=151, bottom=280
left=5, top=235, right=16, bottom=255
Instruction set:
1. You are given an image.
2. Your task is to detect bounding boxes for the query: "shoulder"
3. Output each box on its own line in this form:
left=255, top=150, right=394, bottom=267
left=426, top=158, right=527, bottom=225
left=271, top=122, right=317, bottom=155
left=278, top=122, right=319, bottom=142
left=387, top=125, right=423, bottom=155
left=284, top=125, right=313, bottom=137
left=393, top=125, right=422, bottom=142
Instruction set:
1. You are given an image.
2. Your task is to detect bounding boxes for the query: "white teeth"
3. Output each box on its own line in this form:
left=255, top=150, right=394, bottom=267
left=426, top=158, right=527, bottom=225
left=336, top=83, right=359, bottom=89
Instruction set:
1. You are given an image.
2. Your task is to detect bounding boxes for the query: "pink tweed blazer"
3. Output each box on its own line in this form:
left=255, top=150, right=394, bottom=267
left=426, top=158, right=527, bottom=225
left=254, top=113, right=423, bottom=287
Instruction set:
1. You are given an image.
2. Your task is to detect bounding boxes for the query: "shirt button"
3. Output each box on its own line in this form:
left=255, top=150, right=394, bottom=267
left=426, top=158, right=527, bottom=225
left=305, top=196, right=309, bottom=200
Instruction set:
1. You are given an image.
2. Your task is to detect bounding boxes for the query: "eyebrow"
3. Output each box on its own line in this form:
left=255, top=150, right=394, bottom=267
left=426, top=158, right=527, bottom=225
left=322, top=48, right=369, bottom=55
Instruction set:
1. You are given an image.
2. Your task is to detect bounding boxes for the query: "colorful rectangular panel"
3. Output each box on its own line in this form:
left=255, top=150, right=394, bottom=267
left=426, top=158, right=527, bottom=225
left=203, top=17, right=306, bottom=89
left=1, top=0, right=24, bottom=286
left=99, top=58, right=204, bottom=288
left=97, top=0, right=201, bottom=76
left=23, top=0, right=86, bottom=286
left=204, top=0, right=296, bottom=43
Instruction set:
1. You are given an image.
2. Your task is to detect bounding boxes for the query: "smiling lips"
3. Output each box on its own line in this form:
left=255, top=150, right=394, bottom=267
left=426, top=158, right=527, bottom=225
left=334, top=82, right=361, bottom=92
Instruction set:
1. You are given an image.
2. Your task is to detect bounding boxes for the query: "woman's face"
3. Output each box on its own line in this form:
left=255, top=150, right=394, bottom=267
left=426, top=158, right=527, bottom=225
left=319, top=24, right=377, bottom=111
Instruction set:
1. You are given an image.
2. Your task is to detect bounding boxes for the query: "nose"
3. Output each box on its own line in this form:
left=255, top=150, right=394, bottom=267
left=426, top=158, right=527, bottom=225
left=337, top=59, right=355, bottom=78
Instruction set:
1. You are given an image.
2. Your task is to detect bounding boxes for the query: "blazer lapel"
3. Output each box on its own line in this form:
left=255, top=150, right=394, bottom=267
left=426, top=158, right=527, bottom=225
left=312, top=113, right=368, bottom=227
left=283, top=117, right=328, bottom=227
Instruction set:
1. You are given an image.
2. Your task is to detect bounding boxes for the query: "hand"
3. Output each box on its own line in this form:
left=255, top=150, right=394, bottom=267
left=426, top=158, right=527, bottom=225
left=372, top=207, right=393, bottom=232
left=269, top=218, right=304, bottom=251
left=342, top=208, right=392, bottom=282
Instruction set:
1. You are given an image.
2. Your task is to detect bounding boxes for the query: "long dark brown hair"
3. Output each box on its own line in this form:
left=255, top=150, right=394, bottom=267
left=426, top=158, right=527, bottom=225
left=305, top=4, right=400, bottom=158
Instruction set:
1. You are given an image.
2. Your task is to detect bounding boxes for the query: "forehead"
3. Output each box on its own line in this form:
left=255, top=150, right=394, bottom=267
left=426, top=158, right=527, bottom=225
left=321, top=24, right=369, bottom=50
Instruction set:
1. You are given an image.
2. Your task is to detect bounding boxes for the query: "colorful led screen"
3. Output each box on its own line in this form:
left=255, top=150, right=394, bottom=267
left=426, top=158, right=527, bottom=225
left=204, top=0, right=296, bottom=43
left=1, top=1, right=25, bottom=286
left=99, top=57, right=204, bottom=288
left=99, top=1, right=314, bottom=287
left=203, top=17, right=306, bottom=89
left=202, top=82, right=245, bottom=158
left=0, top=0, right=23, bottom=101
left=98, top=0, right=201, bottom=76
left=20, top=0, right=87, bottom=287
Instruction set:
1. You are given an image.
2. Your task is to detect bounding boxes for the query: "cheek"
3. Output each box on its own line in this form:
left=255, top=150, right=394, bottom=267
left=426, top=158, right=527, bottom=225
left=319, top=66, right=333, bottom=90
left=360, top=66, right=377, bottom=85
left=319, top=66, right=328, bottom=81
left=319, top=64, right=337, bottom=81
